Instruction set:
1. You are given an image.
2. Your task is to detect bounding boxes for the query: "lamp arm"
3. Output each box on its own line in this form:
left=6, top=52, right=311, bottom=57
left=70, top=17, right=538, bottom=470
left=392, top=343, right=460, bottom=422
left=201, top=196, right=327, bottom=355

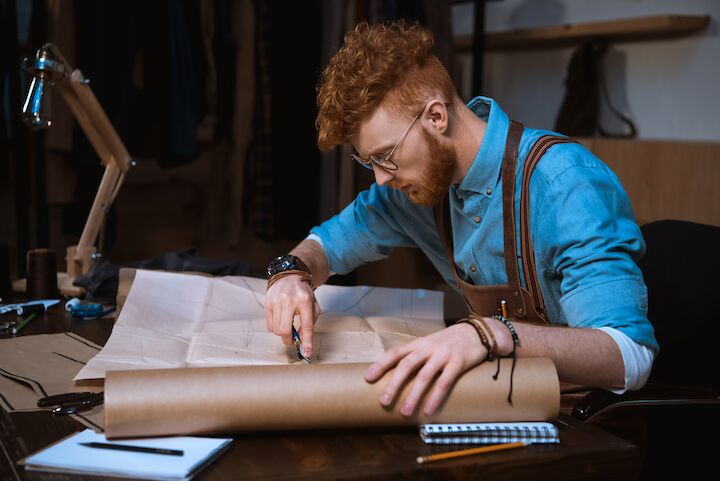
left=45, top=49, right=133, bottom=274
left=20, top=42, right=135, bottom=283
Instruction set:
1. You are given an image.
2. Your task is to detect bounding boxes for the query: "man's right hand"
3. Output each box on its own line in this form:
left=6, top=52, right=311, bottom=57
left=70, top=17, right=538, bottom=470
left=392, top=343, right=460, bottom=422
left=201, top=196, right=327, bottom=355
left=264, top=274, right=321, bottom=358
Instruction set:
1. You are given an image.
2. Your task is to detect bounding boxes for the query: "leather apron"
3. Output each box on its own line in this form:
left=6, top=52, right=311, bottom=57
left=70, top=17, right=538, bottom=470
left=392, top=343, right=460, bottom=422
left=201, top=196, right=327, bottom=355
left=433, top=121, right=573, bottom=323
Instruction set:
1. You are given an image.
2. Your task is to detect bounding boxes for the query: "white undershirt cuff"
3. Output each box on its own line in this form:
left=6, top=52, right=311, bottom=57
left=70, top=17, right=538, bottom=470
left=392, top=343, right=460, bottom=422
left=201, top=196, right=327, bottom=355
left=596, top=326, right=656, bottom=394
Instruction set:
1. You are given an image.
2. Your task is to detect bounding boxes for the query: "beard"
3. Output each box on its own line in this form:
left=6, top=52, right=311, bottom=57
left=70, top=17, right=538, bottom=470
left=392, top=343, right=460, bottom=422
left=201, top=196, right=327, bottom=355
left=390, top=128, right=456, bottom=206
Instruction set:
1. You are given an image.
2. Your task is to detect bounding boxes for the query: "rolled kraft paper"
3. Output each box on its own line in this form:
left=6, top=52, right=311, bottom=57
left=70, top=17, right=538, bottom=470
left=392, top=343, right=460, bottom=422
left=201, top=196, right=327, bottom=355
left=105, top=358, right=559, bottom=439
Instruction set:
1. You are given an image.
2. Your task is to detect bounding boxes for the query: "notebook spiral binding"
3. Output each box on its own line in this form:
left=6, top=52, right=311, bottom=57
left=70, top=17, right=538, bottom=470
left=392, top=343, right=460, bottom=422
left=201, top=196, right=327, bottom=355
left=419, top=422, right=560, bottom=445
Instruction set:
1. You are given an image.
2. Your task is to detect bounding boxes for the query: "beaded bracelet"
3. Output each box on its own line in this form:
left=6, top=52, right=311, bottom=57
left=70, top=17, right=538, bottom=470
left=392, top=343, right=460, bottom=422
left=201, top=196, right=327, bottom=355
left=492, top=314, right=521, bottom=405
left=493, top=314, right=520, bottom=346
left=473, top=315, right=498, bottom=353
left=457, top=318, right=495, bottom=362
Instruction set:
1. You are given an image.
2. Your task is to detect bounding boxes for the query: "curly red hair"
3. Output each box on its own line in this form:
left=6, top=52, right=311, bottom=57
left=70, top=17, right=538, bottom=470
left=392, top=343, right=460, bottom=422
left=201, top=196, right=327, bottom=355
left=316, top=21, right=457, bottom=151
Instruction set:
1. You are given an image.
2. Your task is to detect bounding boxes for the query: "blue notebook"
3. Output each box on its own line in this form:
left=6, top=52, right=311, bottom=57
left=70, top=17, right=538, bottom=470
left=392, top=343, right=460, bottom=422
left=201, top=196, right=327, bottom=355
left=20, top=429, right=233, bottom=480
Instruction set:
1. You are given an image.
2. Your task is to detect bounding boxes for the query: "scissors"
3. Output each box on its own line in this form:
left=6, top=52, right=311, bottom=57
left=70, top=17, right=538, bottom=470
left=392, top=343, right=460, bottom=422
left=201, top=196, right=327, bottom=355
left=36, top=391, right=104, bottom=415
left=0, top=320, right=16, bottom=335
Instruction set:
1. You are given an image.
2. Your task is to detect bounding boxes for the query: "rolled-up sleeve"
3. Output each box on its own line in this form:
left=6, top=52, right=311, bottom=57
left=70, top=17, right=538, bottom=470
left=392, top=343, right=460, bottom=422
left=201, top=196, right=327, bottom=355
left=536, top=162, right=659, bottom=351
left=310, top=184, right=418, bottom=275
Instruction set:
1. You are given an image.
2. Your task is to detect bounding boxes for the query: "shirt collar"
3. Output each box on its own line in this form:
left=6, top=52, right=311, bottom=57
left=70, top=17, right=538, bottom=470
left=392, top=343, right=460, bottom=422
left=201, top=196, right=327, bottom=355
left=453, top=96, right=510, bottom=199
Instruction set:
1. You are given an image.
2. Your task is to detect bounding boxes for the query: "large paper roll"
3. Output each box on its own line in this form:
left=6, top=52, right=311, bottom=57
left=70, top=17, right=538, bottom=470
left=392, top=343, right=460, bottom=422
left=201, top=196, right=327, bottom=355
left=105, top=358, right=559, bottom=438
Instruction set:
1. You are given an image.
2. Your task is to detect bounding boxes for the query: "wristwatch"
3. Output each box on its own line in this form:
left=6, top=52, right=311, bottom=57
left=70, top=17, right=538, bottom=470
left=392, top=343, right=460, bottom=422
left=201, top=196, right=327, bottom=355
left=266, top=254, right=311, bottom=279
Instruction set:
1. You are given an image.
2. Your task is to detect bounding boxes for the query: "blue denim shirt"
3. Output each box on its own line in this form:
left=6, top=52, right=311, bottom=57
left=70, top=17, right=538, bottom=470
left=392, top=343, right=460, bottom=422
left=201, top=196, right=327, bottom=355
left=311, top=97, right=658, bottom=350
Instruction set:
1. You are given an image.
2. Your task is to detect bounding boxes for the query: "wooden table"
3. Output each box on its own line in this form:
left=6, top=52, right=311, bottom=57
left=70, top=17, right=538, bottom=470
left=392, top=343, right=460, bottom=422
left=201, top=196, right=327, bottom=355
left=1, top=303, right=640, bottom=481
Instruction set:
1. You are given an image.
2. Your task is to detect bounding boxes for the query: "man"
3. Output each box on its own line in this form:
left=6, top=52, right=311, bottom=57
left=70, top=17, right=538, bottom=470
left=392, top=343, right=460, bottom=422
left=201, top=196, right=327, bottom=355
left=264, top=21, right=657, bottom=417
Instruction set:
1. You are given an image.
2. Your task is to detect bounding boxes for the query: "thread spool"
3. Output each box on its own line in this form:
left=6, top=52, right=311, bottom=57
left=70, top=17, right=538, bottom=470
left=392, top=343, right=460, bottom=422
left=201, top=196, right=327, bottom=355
left=65, top=297, right=82, bottom=311
left=26, top=248, right=59, bottom=299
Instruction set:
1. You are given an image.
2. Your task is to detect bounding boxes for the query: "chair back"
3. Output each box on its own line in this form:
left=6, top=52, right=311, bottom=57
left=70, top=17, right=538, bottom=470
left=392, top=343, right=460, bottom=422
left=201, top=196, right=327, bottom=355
left=639, top=220, right=720, bottom=390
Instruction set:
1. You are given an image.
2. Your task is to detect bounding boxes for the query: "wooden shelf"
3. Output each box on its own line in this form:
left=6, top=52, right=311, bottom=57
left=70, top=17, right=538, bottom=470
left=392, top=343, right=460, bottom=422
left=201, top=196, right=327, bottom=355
left=455, top=14, right=710, bottom=52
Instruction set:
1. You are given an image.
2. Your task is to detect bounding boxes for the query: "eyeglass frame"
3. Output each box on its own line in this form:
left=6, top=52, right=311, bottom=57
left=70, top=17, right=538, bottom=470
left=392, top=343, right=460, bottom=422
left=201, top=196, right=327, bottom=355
left=351, top=106, right=425, bottom=173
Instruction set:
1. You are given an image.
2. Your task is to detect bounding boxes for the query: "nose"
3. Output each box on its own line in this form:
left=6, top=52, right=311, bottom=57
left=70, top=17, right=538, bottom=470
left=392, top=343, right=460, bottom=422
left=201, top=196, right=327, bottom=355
left=373, top=165, right=394, bottom=186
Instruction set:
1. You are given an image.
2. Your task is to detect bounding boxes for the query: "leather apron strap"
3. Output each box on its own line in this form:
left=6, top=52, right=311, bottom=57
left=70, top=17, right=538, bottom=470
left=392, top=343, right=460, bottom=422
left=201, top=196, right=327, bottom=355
left=500, top=121, right=526, bottom=315
left=520, top=135, right=575, bottom=317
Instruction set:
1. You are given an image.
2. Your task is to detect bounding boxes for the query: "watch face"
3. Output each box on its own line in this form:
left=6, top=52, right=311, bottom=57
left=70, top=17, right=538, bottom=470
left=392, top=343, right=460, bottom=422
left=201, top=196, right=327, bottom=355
left=266, top=255, right=298, bottom=278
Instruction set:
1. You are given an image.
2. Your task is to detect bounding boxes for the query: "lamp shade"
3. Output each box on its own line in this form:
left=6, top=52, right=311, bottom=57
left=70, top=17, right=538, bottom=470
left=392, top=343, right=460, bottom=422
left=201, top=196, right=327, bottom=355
left=21, top=71, right=52, bottom=130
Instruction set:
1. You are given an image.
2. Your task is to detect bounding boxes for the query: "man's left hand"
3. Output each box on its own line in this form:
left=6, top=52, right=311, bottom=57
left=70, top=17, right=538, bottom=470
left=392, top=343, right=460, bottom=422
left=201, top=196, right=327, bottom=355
left=364, top=322, right=486, bottom=416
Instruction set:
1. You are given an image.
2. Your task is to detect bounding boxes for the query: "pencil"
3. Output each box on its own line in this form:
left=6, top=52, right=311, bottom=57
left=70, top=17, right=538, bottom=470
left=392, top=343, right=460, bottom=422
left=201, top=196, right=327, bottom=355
left=12, top=313, right=37, bottom=335
left=416, top=441, right=526, bottom=464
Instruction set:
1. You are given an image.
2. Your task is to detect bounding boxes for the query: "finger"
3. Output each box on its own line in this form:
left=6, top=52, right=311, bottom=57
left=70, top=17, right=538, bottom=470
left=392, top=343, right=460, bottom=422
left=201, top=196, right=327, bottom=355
left=270, top=302, right=282, bottom=334
left=264, top=302, right=273, bottom=332
left=399, top=356, right=445, bottom=416
left=377, top=350, right=429, bottom=408
left=421, top=360, right=464, bottom=416
left=278, top=303, right=295, bottom=347
left=298, top=301, right=314, bottom=357
left=364, top=343, right=413, bottom=383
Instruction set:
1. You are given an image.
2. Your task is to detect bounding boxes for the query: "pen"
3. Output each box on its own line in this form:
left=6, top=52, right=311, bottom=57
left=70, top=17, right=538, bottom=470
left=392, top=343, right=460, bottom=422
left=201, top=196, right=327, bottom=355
left=416, top=441, right=526, bottom=464
left=12, top=313, right=37, bottom=335
left=79, top=442, right=184, bottom=456
left=291, top=325, right=311, bottom=364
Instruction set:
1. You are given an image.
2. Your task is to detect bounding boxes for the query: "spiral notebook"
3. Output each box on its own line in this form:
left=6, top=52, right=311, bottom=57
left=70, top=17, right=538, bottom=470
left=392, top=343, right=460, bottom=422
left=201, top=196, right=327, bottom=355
left=419, top=422, right=560, bottom=445
left=19, top=429, right=232, bottom=480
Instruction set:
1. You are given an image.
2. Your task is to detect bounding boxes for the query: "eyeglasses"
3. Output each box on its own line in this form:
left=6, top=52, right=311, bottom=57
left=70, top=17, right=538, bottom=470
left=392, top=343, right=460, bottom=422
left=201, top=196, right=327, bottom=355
left=351, top=107, right=424, bottom=172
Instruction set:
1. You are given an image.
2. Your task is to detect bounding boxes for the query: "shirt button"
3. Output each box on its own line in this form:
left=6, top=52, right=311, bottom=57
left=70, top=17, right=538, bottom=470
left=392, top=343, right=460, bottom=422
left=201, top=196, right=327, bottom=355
left=470, top=265, right=477, bottom=272
left=474, top=216, right=481, bottom=223
left=486, top=188, right=493, bottom=195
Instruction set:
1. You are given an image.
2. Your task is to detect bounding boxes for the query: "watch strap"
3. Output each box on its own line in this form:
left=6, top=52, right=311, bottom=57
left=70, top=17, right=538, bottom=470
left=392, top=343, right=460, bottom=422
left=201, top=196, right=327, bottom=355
left=266, top=269, right=315, bottom=291
left=292, top=257, right=311, bottom=275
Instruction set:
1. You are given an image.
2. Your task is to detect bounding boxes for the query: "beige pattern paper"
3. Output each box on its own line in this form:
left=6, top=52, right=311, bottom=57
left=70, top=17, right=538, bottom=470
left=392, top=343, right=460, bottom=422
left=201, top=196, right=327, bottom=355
left=0, top=333, right=105, bottom=431
left=76, top=270, right=445, bottom=380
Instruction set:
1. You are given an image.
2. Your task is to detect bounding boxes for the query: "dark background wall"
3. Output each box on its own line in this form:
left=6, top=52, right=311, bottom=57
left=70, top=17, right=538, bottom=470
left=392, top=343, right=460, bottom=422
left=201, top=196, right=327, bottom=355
left=0, top=0, right=460, bottom=307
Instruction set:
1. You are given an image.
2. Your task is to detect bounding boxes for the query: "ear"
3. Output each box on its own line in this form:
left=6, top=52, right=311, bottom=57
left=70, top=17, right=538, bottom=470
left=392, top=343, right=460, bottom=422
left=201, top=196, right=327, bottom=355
left=423, top=99, right=449, bottom=134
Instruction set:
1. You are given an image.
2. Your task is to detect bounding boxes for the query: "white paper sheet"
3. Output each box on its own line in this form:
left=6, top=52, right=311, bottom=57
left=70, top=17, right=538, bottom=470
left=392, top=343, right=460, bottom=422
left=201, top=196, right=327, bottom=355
left=75, top=270, right=445, bottom=380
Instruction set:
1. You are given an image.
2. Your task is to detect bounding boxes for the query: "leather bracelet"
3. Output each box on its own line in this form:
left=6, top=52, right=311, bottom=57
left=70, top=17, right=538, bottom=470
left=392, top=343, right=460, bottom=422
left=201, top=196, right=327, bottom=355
left=266, top=269, right=315, bottom=291
left=457, top=318, right=494, bottom=361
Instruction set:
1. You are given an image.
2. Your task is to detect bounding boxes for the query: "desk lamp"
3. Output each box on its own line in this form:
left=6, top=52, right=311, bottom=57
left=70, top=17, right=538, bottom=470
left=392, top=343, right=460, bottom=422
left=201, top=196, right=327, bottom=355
left=19, top=43, right=134, bottom=295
